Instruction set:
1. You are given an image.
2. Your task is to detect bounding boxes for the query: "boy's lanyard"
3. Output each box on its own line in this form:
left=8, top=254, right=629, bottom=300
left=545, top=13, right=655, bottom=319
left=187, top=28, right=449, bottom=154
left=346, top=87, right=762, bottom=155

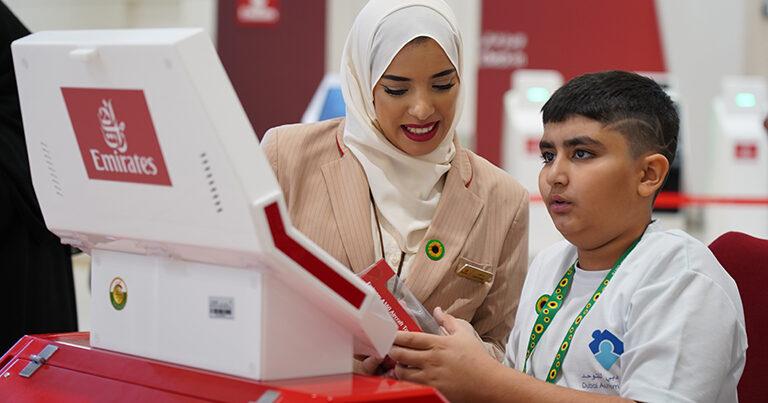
left=522, top=236, right=643, bottom=383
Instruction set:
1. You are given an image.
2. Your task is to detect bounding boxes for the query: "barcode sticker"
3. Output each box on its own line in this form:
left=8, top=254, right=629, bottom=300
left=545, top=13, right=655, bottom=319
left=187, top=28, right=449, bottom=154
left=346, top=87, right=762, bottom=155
left=209, top=296, right=234, bottom=319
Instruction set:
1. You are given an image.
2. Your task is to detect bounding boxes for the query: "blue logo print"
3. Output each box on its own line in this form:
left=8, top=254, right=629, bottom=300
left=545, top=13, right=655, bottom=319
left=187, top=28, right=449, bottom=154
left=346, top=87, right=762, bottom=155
left=588, top=329, right=624, bottom=370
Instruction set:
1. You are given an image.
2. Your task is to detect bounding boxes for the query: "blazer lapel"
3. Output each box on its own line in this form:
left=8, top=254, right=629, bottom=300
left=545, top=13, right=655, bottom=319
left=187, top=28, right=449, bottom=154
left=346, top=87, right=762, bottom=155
left=405, top=146, right=484, bottom=302
left=321, top=128, right=376, bottom=273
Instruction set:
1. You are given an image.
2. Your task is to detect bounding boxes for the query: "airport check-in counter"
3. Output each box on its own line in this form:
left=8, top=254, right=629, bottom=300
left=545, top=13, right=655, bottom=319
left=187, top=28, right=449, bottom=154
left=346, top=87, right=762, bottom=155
left=502, top=69, right=564, bottom=258
left=0, top=29, right=445, bottom=402
left=703, top=76, right=768, bottom=242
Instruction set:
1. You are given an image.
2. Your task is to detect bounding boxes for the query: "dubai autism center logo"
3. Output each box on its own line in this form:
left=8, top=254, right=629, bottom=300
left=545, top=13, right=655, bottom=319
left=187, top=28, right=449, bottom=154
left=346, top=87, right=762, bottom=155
left=589, top=329, right=624, bottom=370
left=62, top=88, right=172, bottom=186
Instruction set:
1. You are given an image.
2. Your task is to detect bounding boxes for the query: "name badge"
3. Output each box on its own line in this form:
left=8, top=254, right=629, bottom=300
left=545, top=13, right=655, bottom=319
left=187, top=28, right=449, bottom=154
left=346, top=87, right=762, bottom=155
left=455, top=257, right=494, bottom=283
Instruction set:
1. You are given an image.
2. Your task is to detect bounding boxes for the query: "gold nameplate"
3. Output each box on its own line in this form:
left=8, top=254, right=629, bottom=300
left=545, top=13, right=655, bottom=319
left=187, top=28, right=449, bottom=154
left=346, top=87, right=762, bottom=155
left=455, top=257, right=494, bottom=284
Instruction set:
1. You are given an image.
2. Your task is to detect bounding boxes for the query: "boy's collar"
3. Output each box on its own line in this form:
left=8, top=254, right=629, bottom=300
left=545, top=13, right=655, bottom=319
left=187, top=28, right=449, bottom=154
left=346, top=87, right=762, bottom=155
left=646, top=219, right=663, bottom=234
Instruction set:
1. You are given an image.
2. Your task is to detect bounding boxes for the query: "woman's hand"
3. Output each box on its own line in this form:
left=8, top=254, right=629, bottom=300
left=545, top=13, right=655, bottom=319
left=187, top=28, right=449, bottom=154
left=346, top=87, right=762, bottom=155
left=389, top=307, right=503, bottom=402
left=353, top=354, right=384, bottom=375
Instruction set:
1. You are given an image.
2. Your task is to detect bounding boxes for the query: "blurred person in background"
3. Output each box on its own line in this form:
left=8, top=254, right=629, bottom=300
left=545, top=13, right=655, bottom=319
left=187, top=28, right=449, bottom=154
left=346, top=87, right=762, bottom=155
left=0, top=1, right=77, bottom=353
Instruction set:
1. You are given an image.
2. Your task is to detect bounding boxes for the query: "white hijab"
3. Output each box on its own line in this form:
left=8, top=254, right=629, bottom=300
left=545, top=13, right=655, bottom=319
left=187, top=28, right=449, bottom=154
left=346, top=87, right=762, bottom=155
left=340, top=0, right=464, bottom=254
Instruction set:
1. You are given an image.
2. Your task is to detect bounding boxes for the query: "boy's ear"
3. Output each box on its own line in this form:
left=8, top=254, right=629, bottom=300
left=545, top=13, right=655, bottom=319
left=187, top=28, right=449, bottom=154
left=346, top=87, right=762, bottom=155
left=637, top=153, right=669, bottom=198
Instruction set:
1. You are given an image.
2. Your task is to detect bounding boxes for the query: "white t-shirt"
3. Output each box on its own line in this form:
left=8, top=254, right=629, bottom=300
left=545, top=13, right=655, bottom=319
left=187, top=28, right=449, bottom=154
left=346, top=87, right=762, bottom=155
left=505, top=222, right=747, bottom=402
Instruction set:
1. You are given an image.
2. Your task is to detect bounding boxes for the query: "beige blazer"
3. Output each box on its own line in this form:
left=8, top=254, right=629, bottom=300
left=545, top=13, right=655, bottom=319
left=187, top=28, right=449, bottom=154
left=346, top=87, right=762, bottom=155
left=262, top=118, right=528, bottom=359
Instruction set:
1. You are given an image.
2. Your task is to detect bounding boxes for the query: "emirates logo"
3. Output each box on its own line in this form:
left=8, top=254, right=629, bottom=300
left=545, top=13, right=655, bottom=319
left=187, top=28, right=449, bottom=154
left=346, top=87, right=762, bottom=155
left=88, top=98, right=159, bottom=176
left=98, top=99, right=128, bottom=153
left=63, top=88, right=172, bottom=186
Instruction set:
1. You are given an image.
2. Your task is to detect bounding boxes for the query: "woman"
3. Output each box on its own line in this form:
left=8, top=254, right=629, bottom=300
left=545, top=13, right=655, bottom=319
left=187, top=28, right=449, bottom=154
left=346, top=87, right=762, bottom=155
left=261, top=0, right=527, bottom=361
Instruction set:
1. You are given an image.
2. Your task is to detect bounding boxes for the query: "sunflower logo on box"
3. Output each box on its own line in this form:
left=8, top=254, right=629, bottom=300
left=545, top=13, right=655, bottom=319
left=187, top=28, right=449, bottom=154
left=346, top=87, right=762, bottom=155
left=109, top=277, right=128, bottom=311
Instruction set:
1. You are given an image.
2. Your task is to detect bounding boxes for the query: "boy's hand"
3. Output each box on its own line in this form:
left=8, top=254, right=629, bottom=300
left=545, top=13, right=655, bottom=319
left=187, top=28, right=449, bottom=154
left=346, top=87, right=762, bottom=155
left=389, top=307, right=502, bottom=402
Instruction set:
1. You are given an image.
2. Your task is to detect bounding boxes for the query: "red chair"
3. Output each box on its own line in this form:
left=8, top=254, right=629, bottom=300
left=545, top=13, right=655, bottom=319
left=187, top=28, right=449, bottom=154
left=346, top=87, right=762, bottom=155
left=709, top=231, right=768, bottom=403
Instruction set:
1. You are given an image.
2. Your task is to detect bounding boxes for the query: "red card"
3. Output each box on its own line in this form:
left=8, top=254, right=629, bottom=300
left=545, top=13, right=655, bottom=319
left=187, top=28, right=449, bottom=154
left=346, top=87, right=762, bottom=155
left=360, top=259, right=423, bottom=332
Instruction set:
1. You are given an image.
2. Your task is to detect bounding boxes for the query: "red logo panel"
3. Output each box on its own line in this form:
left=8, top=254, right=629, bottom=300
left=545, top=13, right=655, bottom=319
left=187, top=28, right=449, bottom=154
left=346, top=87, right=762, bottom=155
left=236, top=0, right=280, bottom=26
left=734, top=142, right=758, bottom=160
left=61, top=88, right=172, bottom=186
left=526, top=137, right=540, bottom=155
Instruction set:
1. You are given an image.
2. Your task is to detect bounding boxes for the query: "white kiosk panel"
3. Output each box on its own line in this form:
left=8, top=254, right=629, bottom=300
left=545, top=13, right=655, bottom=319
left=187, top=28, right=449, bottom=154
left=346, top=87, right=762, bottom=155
left=13, top=29, right=395, bottom=380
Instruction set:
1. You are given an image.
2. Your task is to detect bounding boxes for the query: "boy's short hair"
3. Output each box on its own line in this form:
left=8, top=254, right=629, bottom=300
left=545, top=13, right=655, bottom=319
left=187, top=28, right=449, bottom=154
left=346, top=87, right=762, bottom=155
left=541, top=70, right=679, bottom=167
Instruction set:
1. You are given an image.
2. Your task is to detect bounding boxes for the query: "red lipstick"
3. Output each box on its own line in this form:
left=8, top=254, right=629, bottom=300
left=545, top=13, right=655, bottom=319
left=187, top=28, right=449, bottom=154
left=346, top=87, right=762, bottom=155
left=401, top=121, right=439, bottom=142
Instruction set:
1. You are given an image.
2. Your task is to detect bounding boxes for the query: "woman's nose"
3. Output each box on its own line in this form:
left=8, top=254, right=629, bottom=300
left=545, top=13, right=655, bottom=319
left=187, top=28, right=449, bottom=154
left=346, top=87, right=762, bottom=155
left=408, top=92, right=435, bottom=121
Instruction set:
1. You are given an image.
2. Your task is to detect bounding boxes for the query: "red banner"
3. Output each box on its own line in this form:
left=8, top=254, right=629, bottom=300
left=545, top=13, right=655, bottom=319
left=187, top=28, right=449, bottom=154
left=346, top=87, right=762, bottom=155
left=477, top=0, right=666, bottom=167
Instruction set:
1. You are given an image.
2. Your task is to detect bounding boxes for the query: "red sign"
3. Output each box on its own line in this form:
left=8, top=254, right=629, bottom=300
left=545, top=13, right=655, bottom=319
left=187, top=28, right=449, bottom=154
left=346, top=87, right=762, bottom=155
left=477, top=0, right=666, bottom=167
left=61, top=88, right=172, bottom=186
left=526, top=137, right=540, bottom=155
left=236, top=0, right=280, bottom=26
left=734, top=142, right=758, bottom=160
left=360, top=260, right=423, bottom=332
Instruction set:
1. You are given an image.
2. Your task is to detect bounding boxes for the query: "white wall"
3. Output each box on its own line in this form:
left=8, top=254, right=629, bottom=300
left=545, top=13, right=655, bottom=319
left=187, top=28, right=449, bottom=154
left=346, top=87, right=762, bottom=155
left=656, top=0, right=768, bottom=195
left=326, top=0, right=481, bottom=148
left=4, top=0, right=217, bottom=41
left=745, top=0, right=768, bottom=77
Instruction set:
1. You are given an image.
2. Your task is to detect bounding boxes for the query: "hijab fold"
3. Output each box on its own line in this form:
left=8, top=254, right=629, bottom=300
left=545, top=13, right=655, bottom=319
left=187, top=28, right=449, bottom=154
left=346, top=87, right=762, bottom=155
left=340, top=0, right=463, bottom=253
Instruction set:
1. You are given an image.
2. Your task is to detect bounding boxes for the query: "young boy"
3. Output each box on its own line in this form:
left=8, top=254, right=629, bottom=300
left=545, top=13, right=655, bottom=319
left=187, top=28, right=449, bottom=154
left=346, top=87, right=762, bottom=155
left=389, top=71, right=747, bottom=402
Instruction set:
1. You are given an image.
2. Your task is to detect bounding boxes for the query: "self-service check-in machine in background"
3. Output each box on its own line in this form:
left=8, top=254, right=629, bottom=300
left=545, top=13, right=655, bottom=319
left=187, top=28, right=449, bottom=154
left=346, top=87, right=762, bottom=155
left=7, top=29, right=399, bottom=386
left=502, top=69, right=565, bottom=258
left=703, top=76, right=768, bottom=242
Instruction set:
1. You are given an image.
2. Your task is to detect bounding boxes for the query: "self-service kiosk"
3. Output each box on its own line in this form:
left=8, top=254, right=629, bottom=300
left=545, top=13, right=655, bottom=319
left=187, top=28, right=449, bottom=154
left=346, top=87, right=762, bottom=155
left=704, top=76, right=768, bottom=242
left=643, top=73, right=686, bottom=230
left=0, top=29, right=444, bottom=401
left=502, top=69, right=564, bottom=257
